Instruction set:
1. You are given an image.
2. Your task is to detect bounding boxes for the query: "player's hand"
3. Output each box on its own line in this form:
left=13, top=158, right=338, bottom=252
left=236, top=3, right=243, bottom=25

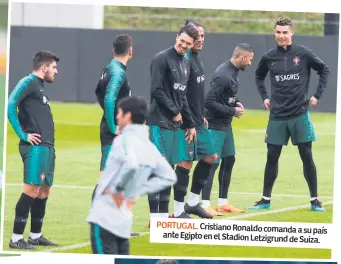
left=236, top=102, right=244, bottom=110
left=27, top=133, right=41, bottom=145
left=173, top=113, right=182, bottom=123
left=112, top=192, right=125, bottom=208
left=263, top=99, right=270, bottom=110
left=127, top=198, right=137, bottom=211
left=185, top=128, right=197, bottom=144
left=114, top=126, right=120, bottom=135
left=204, top=118, right=208, bottom=128
left=234, top=107, right=244, bottom=118
left=309, top=96, right=318, bottom=106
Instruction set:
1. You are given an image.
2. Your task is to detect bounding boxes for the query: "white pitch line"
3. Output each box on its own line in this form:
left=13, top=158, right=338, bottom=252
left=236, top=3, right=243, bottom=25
left=222, top=200, right=334, bottom=220
left=43, top=242, right=91, bottom=253
left=44, top=232, right=150, bottom=253
left=5, top=183, right=333, bottom=199
left=41, top=201, right=333, bottom=253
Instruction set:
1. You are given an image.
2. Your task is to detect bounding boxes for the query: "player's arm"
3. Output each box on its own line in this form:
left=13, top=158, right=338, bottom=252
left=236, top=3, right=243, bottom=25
left=7, top=80, right=37, bottom=143
left=305, top=47, right=331, bottom=100
left=181, top=93, right=194, bottom=128
left=104, top=69, right=125, bottom=134
left=150, top=54, right=180, bottom=116
left=139, top=155, right=177, bottom=195
left=205, top=75, right=236, bottom=117
left=107, top=136, right=138, bottom=194
left=255, top=55, right=270, bottom=101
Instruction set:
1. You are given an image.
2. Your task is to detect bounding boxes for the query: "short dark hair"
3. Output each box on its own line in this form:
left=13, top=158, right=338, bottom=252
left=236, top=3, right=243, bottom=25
left=33, top=50, right=59, bottom=71
left=117, top=96, right=148, bottom=124
left=156, top=260, right=179, bottom=264
left=232, top=43, right=254, bottom=57
left=178, top=24, right=198, bottom=42
left=275, top=16, right=294, bottom=29
left=113, top=34, right=132, bottom=56
left=184, top=19, right=204, bottom=29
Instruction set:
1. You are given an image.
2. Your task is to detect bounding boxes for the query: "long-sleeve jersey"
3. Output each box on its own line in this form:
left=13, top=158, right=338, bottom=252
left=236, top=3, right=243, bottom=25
left=255, top=44, right=330, bottom=120
left=87, top=124, right=177, bottom=239
left=146, top=47, right=194, bottom=130
left=8, top=74, right=54, bottom=146
left=182, top=50, right=206, bottom=128
left=95, top=60, right=131, bottom=146
left=205, top=61, right=240, bottom=131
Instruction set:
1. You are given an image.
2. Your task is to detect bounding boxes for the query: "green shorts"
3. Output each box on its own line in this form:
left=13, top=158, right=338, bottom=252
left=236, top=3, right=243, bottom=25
left=149, top=125, right=186, bottom=165
left=19, top=145, right=56, bottom=186
left=100, top=145, right=112, bottom=171
left=209, top=128, right=235, bottom=164
left=179, top=124, right=216, bottom=161
left=265, top=112, right=316, bottom=146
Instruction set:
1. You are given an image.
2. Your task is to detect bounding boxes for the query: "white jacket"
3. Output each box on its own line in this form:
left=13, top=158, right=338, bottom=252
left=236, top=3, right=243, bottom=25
left=87, top=124, right=177, bottom=238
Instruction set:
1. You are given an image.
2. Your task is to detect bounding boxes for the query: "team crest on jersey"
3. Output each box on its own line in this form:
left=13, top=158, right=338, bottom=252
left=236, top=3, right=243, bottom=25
left=40, top=173, right=46, bottom=181
left=293, top=56, right=300, bottom=65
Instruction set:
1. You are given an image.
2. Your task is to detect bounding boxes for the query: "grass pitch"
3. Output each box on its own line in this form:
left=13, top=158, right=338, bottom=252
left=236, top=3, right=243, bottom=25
left=2, top=102, right=335, bottom=259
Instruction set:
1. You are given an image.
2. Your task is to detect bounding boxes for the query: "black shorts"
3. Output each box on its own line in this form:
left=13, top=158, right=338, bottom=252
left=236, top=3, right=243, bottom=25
left=90, top=223, right=129, bottom=255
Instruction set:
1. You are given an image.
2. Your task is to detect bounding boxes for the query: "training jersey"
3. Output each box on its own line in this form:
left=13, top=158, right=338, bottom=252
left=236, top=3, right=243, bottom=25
left=146, top=47, right=194, bottom=130
left=87, top=124, right=177, bottom=239
left=182, top=50, right=206, bottom=128
left=8, top=74, right=55, bottom=146
left=255, top=44, right=330, bottom=120
left=205, top=61, right=241, bottom=131
left=95, top=59, right=131, bottom=146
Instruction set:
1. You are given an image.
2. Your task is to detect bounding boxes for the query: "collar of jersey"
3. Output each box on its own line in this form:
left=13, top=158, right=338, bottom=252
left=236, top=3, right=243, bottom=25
left=277, top=44, right=293, bottom=52
left=228, top=60, right=239, bottom=73
left=29, top=73, right=44, bottom=86
left=171, top=47, right=185, bottom=58
left=112, top=59, right=126, bottom=70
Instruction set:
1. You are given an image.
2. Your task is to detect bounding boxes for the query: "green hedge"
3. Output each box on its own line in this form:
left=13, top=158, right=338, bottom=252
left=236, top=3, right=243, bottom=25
left=104, top=6, right=324, bottom=36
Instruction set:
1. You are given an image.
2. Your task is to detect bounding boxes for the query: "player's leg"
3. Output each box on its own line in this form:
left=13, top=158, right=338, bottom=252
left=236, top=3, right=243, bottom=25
left=117, top=236, right=130, bottom=255
left=9, top=145, right=46, bottom=250
left=173, top=163, right=191, bottom=218
left=172, top=128, right=194, bottom=218
left=200, top=129, right=225, bottom=216
left=148, top=126, right=174, bottom=223
left=201, top=163, right=222, bottom=216
left=92, top=144, right=112, bottom=202
left=27, top=146, right=58, bottom=246
left=215, top=127, right=244, bottom=213
left=248, top=119, right=288, bottom=210
left=159, top=128, right=183, bottom=219
left=90, top=223, right=119, bottom=254
left=290, top=112, right=325, bottom=212
left=184, top=125, right=217, bottom=218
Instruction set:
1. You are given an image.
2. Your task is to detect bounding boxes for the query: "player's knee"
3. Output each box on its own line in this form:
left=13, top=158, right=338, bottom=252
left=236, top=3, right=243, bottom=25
left=23, top=184, right=40, bottom=199
left=220, top=156, right=235, bottom=172
left=223, top=155, right=235, bottom=165
left=203, top=153, right=218, bottom=164
left=267, top=144, right=282, bottom=164
left=298, top=143, right=314, bottom=165
left=38, top=186, right=51, bottom=199
left=177, top=161, right=193, bottom=170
